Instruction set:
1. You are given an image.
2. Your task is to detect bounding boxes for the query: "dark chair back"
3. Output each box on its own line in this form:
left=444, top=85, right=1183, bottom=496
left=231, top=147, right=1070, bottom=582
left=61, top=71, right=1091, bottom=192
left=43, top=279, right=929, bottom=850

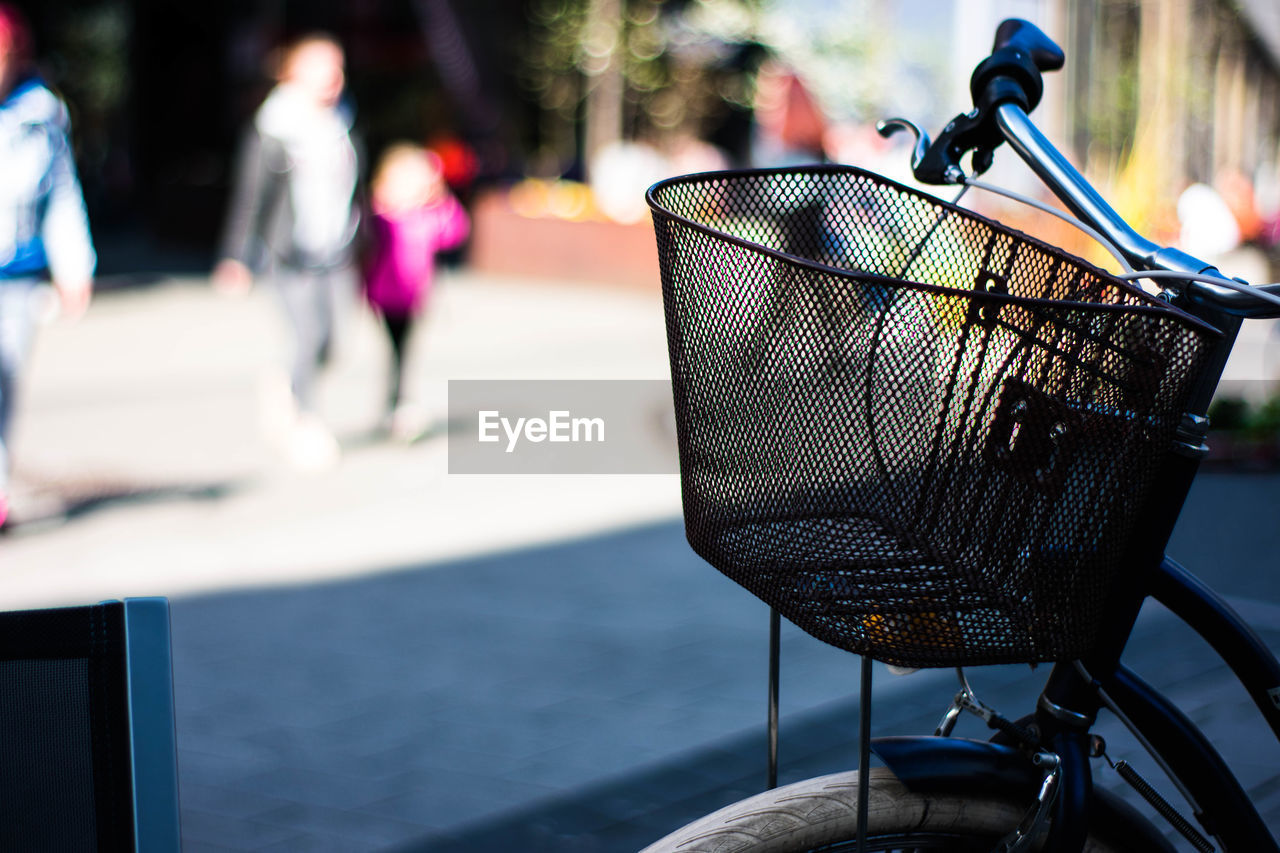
left=0, top=598, right=181, bottom=851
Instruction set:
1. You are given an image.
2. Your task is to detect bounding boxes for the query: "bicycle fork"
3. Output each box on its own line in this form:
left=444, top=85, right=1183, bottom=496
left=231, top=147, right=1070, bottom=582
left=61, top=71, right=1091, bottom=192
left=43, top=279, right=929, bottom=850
left=935, top=669, right=1091, bottom=853
left=996, top=751, right=1060, bottom=853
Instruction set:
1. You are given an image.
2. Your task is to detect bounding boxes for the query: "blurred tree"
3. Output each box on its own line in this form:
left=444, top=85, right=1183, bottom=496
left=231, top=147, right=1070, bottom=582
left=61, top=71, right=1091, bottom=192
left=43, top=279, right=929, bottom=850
left=18, top=0, right=134, bottom=225
left=1070, top=0, right=1280, bottom=246
left=521, top=0, right=770, bottom=177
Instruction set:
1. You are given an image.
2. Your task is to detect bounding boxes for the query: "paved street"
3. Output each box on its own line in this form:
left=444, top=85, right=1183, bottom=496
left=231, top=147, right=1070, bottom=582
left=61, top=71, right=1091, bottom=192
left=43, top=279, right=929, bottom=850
left=4, top=269, right=682, bottom=604
left=2, top=269, right=1278, bottom=850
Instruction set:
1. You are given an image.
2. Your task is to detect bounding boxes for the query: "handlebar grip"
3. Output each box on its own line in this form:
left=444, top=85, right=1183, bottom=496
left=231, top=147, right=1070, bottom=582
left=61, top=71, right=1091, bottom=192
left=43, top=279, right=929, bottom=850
left=992, top=19, right=1064, bottom=72
left=971, top=18, right=1064, bottom=114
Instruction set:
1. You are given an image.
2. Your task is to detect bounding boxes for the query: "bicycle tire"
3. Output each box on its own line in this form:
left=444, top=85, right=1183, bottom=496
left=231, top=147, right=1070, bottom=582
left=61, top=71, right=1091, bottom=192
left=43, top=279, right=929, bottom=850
left=640, top=767, right=1170, bottom=852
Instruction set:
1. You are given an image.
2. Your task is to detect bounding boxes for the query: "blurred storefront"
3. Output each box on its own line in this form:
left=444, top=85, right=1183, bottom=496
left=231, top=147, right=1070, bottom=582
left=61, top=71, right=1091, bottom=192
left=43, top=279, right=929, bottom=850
left=1058, top=0, right=1280, bottom=249
left=20, top=0, right=528, bottom=262
left=16, top=0, right=1280, bottom=276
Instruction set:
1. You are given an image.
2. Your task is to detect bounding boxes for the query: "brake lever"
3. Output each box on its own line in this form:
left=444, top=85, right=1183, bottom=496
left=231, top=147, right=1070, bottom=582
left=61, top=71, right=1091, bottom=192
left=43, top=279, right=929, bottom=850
left=878, top=113, right=995, bottom=186
left=876, top=118, right=931, bottom=174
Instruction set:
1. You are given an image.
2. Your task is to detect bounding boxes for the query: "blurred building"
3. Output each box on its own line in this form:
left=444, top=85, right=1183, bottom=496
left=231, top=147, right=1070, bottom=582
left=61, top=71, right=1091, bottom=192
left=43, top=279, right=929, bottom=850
left=1058, top=0, right=1280, bottom=243
left=789, top=0, right=1280, bottom=250
left=17, top=0, right=529, bottom=264
left=14, top=0, right=1280, bottom=267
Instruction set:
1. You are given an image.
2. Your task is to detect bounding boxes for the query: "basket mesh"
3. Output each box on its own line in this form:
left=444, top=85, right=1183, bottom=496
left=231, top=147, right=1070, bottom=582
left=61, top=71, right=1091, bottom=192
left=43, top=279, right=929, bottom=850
left=649, top=166, right=1217, bottom=668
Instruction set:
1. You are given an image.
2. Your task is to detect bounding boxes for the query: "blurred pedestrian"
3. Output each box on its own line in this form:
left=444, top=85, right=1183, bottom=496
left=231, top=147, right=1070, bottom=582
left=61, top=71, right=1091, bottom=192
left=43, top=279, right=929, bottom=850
left=214, top=32, right=358, bottom=470
left=426, top=132, right=478, bottom=268
left=363, top=143, right=468, bottom=439
left=0, top=3, right=95, bottom=526
left=751, top=59, right=828, bottom=168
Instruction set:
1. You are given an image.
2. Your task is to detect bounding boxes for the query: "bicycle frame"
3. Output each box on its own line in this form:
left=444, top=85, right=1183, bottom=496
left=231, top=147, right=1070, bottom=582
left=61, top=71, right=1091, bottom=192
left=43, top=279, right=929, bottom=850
left=875, top=100, right=1280, bottom=852
left=998, top=94, right=1280, bottom=850
left=1024, top=558, right=1280, bottom=851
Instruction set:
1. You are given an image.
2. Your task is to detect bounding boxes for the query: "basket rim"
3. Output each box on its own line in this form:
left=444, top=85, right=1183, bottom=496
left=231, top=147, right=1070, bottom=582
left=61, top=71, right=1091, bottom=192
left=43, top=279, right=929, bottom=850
left=646, top=164, right=1221, bottom=341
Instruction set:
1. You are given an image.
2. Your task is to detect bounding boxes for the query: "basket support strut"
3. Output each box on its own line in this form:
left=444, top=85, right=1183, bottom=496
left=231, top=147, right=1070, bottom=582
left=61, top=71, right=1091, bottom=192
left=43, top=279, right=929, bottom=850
left=857, top=655, right=873, bottom=853
left=767, top=607, right=780, bottom=789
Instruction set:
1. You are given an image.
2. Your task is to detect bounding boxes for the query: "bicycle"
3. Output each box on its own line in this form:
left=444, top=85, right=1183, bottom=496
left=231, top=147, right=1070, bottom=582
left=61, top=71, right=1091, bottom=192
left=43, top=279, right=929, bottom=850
left=642, top=19, right=1280, bottom=853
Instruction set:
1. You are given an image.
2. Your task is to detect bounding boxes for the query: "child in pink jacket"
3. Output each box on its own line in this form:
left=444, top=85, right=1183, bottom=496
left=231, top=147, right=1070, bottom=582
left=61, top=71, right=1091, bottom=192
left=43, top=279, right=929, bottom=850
left=364, top=143, right=469, bottom=436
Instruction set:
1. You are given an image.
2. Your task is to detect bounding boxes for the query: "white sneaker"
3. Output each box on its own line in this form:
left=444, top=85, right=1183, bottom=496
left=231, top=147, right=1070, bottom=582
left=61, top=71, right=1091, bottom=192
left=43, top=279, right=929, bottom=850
left=288, top=414, right=341, bottom=471
left=259, top=369, right=299, bottom=442
left=389, top=402, right=429, bottom=442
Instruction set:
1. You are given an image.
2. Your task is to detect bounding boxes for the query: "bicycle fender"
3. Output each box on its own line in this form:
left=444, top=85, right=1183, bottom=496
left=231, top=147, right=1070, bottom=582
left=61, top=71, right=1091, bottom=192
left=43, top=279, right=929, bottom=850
left=871, top=736, right=1176, bottom=852
left=872, top=736, right=1039, bottom=792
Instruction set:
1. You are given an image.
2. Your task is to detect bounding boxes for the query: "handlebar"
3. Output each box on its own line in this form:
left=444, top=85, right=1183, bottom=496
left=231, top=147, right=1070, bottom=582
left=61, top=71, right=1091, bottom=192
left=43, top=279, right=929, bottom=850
left=994, top=104, right=1280, bottom=317
left=880, top=18, right=1280, bottom=319
left=877, top=18, right=1065, bottom=184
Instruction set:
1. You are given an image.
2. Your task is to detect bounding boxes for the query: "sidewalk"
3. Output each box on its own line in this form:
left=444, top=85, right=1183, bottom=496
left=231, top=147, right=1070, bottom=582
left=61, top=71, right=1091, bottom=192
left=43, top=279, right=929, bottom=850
left=4, top=270, right=681, bottom=606
left=3, top=270, right=1278, bottom=850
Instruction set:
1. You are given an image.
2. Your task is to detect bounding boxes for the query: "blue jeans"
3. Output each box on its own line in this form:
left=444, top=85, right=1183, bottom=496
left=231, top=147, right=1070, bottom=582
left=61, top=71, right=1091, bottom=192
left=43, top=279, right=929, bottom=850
left=0, top=278, right=39, bottom=492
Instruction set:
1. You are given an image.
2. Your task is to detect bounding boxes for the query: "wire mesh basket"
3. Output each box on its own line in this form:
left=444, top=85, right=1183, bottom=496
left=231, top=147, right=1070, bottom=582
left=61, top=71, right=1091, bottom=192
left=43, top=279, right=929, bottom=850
left=648, top=166, right=1219, bottom=668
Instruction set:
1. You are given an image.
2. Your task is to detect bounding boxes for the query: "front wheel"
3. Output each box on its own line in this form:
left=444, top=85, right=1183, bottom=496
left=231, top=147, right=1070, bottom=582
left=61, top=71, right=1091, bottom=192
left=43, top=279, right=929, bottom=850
left=640, top=767, right=1167, bottom=852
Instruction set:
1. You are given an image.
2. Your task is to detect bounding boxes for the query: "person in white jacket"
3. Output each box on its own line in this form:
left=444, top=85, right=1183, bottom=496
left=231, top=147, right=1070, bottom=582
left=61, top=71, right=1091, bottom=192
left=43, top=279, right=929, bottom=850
left=214, top=33, right=358, bottom=469
left=0, top=3, right=96, bottom=525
